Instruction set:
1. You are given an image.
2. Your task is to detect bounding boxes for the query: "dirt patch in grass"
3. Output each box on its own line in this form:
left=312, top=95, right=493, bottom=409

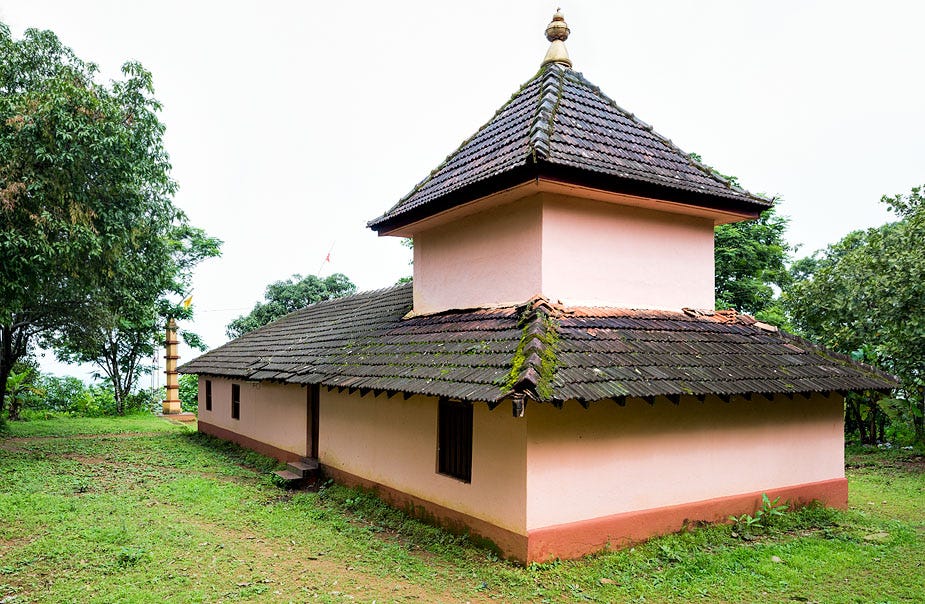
left=847, top=456, right=925, bottom=472
left=846, top=448, right=925, bottom=472
left=175, top=508, right=470, bottom=602
left=3, top=431, right=168, bottom=443
left=887, top=455, right=925, bottom=472
left=63, top=454, right=108, bottom=465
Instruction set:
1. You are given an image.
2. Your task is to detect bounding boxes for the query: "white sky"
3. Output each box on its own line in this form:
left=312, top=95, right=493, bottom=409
left=3, top=1, right=923, bottom=381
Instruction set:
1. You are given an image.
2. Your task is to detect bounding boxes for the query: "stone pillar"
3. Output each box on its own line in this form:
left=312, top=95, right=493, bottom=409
left=162, top=318, right=182, bottom=414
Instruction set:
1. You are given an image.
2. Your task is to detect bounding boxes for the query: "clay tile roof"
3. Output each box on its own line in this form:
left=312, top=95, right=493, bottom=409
left=368, top=62, right=770, bottom=234
left=180, top=284, right=896, bottom=405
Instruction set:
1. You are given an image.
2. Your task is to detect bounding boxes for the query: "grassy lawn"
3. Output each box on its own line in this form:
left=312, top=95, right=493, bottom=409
left=1, top=416, right=922, bottom=603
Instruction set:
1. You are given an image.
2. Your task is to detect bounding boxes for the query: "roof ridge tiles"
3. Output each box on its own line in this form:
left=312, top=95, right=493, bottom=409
left=527, top=64, right=567, bottom=161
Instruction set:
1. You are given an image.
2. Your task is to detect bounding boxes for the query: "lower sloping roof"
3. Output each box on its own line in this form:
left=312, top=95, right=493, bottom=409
left=180, top=283, right=896, bottom=404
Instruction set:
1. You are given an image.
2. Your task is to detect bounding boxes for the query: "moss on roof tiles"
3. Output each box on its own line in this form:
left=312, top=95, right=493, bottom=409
left=180, top=284, right=896, bottom=404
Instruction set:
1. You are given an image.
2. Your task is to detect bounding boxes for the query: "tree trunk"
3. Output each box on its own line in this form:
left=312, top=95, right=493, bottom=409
left=1, top=320, right=35, bottom=418
left=915, top=387, right=925, bottom=444
left=0, top=325, right=17, bottom=416
left=0, top=359, right=11, bottom=417
left=115, top=379, right=124, bottom=416
left=8, top=396, right=21, bottom=421
left=112, top=356, right=125, bottom=416
left=101, top=336, right=127, bottom=416
left=847, top=397, right=869, bottom=444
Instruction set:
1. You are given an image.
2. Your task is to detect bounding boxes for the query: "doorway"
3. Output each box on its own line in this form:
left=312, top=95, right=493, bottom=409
left=307, top=384, right=319, bottom=459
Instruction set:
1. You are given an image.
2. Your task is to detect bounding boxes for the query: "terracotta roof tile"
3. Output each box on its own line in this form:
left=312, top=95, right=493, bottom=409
left=180, top=285, right=895, bottom=404
left=369, top=63, right=769, bottom=233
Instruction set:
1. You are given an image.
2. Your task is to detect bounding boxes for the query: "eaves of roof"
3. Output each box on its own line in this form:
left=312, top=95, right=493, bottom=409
left=180, top=284, right=897, bottom=408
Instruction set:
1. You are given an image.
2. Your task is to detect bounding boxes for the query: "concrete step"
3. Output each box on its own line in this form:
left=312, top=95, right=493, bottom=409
left=300, top=457, right=320, bottom=469
left=286, top=461, right=317, bottom=478
left=274, top=469, right=303, bottom=483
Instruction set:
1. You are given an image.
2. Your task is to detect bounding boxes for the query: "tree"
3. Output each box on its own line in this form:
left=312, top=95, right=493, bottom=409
left=714, top=208, right=791, bottom=320
left=0, top=23, right=93, bottom=415
left=227, top=273, right=356, bottom=338
left=48, top=223, right=220, bottom=414
left=396, top=237, right=413, bottom=285
left=688, top=154, right=792, bottom=321
left=785, top=185, right=924, bottom=444
left=0, top=23, right=220, bottom=415
left=178, top=373, right=198, bottom=412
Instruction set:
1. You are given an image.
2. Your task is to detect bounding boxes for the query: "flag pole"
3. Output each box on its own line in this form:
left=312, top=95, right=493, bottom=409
left=317, top=241, right=335, bottom=277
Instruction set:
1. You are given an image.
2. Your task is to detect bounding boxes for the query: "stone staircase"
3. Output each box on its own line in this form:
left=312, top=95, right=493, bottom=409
left=274, top=457, right=320, bottom=488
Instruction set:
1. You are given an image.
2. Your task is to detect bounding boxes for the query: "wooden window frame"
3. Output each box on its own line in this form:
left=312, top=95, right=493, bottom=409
left=231, top=383, right=240, bottom=420
left=204, top=379, right=212, bottom=411
left=437, top=398, right=472, bottom=483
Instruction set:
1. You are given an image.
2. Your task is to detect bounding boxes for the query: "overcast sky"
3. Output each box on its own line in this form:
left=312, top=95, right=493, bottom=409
left=3, top=1, right=923, bottom=382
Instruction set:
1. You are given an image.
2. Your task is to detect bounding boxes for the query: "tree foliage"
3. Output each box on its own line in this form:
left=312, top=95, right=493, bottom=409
left=715, top=207, right=791, bottom=320
left=226, top=273, right=356, bottom=339
left=0, top=23, right=219, bottom=414
left=48, top=226, right=220, bottom=414
left=178, top=373, right=198, bottom=413
left=30, top=372, right=160, bottom=417
left=689, top=154, right=792, bottom=321
left=785, top=185, right=925, bottom=444
left=3, top=363, right=42, bottom=421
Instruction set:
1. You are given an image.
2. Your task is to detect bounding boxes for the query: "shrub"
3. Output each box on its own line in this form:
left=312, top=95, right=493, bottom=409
left=39, top=376, right=90, bottom=413
left=124, top=386, right=165, bottom=414
left=178, top=373, right=198, bottom=413
left=35, top=375, right=163, bottom=417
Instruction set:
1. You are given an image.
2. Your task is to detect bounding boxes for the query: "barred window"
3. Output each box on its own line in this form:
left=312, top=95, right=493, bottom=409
left=437, top=398, right=472, bottom=482
left=231, top=384, right=240, bottom=420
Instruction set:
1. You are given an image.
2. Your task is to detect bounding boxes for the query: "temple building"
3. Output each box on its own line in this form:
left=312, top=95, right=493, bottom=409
left=181, top=12, right=894, bottom=563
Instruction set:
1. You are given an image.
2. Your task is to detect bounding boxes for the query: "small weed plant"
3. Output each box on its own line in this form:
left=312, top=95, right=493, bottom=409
left=729, top=493, right=789, bottom=539
left=115, top=546, right=151, bottom=568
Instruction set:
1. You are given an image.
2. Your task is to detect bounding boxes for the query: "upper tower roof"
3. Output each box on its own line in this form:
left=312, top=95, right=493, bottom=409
left=368, top=11, right=770, bottom=235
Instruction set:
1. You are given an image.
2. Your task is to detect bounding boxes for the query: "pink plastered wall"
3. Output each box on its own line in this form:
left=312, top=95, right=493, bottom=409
left=413, top=196, right=543, bottom=315
left=541, top=195, right=715, bottom=310
left=411, top=192, right=715, bottom=314
left=524, top=393, right=845, bottom=531
left=319, top=390, right=528, bottom=534
left=198, top=377, right=307, bottom=457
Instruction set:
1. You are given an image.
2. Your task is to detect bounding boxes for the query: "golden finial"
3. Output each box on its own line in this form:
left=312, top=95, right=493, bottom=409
left=542, top=9, right=572, bottom=68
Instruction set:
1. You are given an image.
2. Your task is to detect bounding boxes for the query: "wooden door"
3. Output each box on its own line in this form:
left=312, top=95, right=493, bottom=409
left=307, top=384, right=319, bottom=459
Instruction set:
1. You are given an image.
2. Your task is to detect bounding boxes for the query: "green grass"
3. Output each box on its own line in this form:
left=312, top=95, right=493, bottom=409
left=1, top=416, right=923, bottom=603
left=1, top=412, right=181, bottom=438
